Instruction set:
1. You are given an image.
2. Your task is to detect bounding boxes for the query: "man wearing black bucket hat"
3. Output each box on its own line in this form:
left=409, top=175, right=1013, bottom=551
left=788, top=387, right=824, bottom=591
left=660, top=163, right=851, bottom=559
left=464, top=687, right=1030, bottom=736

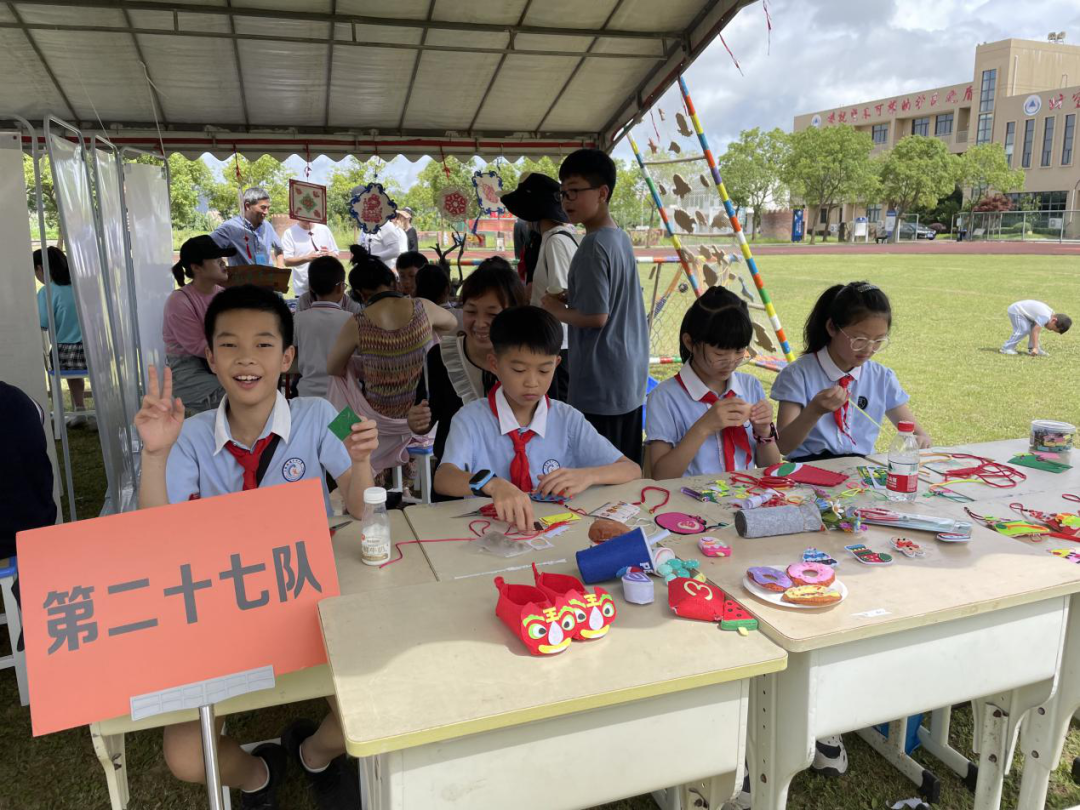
left=501, top=173, right=579, bottom=401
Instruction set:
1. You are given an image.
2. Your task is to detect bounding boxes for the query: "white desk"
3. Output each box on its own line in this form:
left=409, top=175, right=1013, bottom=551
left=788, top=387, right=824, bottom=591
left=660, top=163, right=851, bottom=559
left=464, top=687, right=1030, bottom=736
left=654, top=460, right=1080, bottom=810
left=894, top=439, right=1080, bottom=808
left=320, top=567, right=786, bottom=810
left=89, top=512, right=430, bottom=810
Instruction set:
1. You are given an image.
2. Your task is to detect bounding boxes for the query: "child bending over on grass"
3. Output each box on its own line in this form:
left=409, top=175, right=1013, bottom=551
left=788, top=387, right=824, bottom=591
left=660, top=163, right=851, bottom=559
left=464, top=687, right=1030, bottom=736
left=646, top=287, right=781, bottom=479
left=1000, top=299, right=1071, bottom=356
left=433, top=306, right=640, bottom=532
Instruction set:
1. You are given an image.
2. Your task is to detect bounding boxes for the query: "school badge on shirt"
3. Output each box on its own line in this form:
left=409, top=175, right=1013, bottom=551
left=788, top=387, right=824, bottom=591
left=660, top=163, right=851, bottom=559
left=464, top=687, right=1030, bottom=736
left=542, top=459, right=562, bottom=475
left=282, top=457, right=306, bottom=482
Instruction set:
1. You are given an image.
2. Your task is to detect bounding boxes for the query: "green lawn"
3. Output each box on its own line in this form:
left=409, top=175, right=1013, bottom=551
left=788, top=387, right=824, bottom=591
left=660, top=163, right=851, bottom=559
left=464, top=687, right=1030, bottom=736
left=647, top=253, right=1080, bottom=454
left=4, top=253, right=1080, bottom=809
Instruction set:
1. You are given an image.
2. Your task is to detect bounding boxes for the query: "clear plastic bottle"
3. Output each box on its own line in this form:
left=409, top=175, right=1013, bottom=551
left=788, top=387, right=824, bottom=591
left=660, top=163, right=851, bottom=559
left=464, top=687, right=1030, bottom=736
left=359, top=487, right=392, bottom=566
left=886, top=421, right=920, bottom=502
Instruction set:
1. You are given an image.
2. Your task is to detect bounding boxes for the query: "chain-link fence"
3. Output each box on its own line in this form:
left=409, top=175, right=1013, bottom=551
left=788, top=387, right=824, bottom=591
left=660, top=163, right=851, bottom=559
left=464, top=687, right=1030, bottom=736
left=951, top=209, right=1080, bottom=242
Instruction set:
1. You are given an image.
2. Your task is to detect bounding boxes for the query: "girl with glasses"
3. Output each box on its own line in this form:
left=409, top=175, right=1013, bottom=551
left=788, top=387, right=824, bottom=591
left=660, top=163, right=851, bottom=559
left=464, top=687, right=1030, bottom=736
left=646, top=287, right=781, bottom=478
left=772, top=281, right=931, bottom=462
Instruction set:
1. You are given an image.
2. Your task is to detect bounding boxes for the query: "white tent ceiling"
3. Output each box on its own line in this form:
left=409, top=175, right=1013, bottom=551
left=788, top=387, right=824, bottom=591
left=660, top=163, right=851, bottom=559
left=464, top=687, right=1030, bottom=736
left=0, top=0, right=755, bottom=160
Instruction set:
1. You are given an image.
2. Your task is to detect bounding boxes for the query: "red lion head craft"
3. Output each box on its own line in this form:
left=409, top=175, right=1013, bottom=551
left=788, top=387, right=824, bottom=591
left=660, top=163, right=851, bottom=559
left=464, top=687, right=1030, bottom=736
left=532, top=564, right=617, bottom=640
left=494, top=577, right=578, bottom=656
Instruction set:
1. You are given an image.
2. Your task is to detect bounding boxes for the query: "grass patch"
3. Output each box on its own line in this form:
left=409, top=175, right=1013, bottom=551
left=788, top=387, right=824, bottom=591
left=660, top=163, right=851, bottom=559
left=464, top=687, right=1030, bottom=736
left=6, top=253, right=1079, bottom=809
left=647, top=254, right=1079, bottom=453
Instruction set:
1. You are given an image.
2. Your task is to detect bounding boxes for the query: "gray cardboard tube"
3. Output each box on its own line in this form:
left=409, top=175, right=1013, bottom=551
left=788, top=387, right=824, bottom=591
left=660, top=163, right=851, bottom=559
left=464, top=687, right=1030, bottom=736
left=735, top=501, right=823, bottom=538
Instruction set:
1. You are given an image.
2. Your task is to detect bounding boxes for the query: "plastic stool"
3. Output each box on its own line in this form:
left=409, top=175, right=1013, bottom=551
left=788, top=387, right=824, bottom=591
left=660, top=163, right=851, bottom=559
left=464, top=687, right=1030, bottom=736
left=0, top=559, right=28, bottom=706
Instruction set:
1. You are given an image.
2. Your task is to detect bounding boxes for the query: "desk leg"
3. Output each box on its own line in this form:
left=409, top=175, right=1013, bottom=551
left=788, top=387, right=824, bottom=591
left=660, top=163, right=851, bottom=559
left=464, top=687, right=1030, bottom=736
left=855, top=718, right=940, bottom=803
left=748, top=657, right=815, bottom=810
left=1017, top=593, right=1080, bottom=809
left=90, top=724, right=129, bottom=810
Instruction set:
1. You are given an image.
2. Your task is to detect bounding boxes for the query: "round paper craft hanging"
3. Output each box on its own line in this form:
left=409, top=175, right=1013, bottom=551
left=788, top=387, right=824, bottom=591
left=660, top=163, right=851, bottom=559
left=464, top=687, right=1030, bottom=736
left=348, top=182, right=397, bottom=235
left=436, top=186, right=471, bottom=220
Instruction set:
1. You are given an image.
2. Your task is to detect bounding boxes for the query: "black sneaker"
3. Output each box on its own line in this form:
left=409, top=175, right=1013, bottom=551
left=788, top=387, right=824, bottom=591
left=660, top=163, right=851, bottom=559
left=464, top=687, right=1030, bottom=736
left=239, top=742, right=287, bottom=810
left=811, top=734, right=849, bottom=777
left=282, top=719, right=361, bottom=810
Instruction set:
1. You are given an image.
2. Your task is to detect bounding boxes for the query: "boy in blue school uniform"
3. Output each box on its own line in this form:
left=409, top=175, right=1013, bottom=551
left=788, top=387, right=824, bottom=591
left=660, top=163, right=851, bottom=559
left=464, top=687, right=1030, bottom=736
left=136, top=284, right=376, bottom=810
left=433, top=305, right=641, bottom=532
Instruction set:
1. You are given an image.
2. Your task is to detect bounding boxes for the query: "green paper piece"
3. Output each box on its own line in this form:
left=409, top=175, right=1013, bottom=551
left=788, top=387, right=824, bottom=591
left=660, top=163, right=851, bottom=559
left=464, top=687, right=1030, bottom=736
left=328, top=406, right=363, bottom=441
left=775, top=462, right=798, bottom=477
left=1009, top=454, right=1072, bottom=474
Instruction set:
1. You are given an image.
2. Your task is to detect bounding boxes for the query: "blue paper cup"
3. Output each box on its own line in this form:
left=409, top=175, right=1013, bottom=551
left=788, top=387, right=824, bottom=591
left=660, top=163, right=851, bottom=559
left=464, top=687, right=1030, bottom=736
left=576, top=527, right=654, bottom=584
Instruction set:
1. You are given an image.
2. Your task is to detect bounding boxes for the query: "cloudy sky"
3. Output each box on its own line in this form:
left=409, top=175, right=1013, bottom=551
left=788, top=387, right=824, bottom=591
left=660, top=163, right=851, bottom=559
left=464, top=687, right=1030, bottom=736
left=247, top=0, right=1080, bottom=188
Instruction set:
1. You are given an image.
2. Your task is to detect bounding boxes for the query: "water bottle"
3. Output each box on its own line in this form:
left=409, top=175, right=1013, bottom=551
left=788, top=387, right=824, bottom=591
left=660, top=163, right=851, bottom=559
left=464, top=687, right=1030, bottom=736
left=886, top=421, right=920, bottom=502
left=359, top=487, right=392, bottom=566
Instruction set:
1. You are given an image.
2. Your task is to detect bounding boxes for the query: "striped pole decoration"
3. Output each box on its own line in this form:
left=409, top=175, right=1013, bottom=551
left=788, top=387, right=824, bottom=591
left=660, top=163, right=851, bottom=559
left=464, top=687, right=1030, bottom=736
left=627, top=132, right=703, bottom=298
left=678, top=75, right=796, bottom=362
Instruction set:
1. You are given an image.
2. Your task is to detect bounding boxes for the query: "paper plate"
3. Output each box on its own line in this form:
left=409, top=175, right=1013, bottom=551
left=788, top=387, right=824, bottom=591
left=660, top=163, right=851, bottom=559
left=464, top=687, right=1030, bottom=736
left=742, top=575, right=848, bottom=610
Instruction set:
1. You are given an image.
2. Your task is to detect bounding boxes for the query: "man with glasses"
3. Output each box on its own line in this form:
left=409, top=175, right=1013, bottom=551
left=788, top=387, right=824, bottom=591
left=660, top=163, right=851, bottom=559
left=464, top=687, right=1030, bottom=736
left=211, top=186, right=284, bottom=268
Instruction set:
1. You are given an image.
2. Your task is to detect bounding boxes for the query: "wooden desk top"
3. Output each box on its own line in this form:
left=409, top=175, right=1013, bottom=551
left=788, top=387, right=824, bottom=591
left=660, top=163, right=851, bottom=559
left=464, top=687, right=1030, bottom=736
left=652, top=460, right=1080, bottom=653
left=403, top=481, right=657, bottom=581
left=95, top=512, right=431, bottom=734
left=869, top=439, right=1080, bottom=502
left=319, top=569, right=787, bottom=757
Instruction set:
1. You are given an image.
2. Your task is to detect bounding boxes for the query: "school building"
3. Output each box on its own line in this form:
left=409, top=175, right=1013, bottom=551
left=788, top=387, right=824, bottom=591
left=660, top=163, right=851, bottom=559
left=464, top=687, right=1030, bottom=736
left=792, top=36, right=1080, bottom=236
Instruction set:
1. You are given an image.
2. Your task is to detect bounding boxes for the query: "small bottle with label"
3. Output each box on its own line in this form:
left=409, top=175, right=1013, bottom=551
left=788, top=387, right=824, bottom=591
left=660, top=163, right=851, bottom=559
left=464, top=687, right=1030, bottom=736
left=886, top=421, right=920, bottom=503
left=359, top=487, right=392, bottom=566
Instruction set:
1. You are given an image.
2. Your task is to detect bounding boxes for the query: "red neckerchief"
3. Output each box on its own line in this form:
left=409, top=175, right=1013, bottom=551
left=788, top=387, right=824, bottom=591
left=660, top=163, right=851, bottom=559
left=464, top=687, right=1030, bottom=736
left=223, top=435, right=277, bottom=491
left=814, top=353, right=856, bottom=446
left=674, top=371, right=751, bottom=471
left=487, top=383, right=549, bottom=492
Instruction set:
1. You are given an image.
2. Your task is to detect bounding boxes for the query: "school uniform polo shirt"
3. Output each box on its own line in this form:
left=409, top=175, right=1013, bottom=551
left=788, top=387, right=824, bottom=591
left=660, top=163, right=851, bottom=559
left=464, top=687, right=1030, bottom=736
left=770, top=348, right=908, bottom=458
left=645, top=364, right=766, bottom=476
left=439, top=386, right=623, bottom=484
left=165, top=392, right=351, bottom=515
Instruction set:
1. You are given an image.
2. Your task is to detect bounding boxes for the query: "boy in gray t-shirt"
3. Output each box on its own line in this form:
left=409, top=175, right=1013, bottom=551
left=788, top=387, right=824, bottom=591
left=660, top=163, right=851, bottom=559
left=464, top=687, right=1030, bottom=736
left=541, top=149, right=649, bottom=463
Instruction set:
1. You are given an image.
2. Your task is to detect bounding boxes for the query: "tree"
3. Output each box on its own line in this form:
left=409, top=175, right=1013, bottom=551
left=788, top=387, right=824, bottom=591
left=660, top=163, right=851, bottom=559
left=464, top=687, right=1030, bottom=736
left=162, top=154, right=215, bottom=230
left=878, top=135, right=958, bottom=242
left=717, top=128, right=789, bottom=240
left=782, top=124, right=876, bottom=244
left=205, top=155, right=291, bottom=219
left=956, top=143, right=1024, bottom=214
left=23, top=153, right=57, bottom=230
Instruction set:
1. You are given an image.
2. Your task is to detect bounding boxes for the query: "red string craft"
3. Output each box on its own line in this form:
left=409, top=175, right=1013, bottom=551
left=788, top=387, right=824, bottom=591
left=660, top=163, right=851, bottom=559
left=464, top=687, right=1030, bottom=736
left=940, top=454, right=1026, bottom=488
left=1010, top=503, right=1080, bottom=541
left=633, top=486, right=671, bottom=514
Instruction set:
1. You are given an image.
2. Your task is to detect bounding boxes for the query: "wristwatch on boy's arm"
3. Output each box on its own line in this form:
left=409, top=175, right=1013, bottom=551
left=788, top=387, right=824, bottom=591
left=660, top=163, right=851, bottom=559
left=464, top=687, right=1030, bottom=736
left=469, top=469, right=495, bottom=495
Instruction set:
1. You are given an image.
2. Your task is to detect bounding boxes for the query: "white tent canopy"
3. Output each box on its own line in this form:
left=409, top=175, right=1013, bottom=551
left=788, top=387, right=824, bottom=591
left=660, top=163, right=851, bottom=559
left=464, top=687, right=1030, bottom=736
left=0, top=0, right=754, bottom=160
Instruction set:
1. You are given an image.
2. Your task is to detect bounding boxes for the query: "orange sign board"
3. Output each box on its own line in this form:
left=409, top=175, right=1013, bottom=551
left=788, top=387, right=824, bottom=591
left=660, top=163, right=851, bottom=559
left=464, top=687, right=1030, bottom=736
left=17, top=480, right=339, bottom=736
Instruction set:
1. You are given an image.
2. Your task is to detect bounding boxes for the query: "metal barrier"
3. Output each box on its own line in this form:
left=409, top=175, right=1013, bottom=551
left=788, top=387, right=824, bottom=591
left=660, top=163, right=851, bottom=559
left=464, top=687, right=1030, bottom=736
left=952, top=209, right=1080, bottom=242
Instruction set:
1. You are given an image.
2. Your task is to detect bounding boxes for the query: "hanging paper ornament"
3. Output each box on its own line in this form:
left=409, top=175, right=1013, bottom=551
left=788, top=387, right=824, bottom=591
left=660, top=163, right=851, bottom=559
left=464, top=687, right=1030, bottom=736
left=673, top=209, right=695, bottom=233
left=436, top=186, right=471, bottom=220
left=348, top=182, right=397, bottom=234
left=472, top=170, right=506, bottom=216
left=676, top=112, right=693, bottom=137
left=672, top=174, right=693, bottom=197
left=288, top=179, right=327, bottom=224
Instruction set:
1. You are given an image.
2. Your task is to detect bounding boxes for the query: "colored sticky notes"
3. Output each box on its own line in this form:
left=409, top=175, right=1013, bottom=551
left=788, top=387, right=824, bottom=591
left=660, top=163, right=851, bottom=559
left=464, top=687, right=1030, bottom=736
left=328, top=406, right=362, bottom=441
left=540, top=512, right=580, bottom=528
